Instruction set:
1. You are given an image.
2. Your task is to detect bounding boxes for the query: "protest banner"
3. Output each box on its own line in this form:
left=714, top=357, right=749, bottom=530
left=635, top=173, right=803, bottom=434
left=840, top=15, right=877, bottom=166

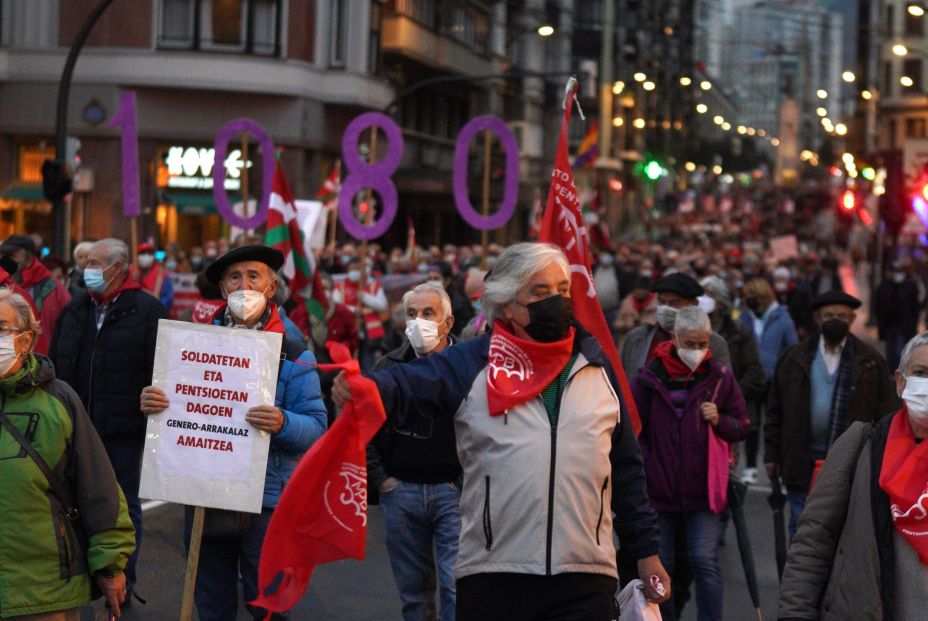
left=770, top=235, right=799, bottom=261
left=140, top=319, right=282, bottom=513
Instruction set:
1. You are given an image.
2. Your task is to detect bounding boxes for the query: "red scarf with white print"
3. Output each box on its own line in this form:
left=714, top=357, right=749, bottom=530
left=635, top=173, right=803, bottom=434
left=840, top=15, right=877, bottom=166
left=485, top=320, right=574, bottom=416
left=879, top=406, right=928, bottom=565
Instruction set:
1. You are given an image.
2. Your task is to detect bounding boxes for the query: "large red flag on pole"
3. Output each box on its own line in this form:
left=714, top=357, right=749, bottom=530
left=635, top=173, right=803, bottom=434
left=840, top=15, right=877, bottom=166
left=539, top=77, right=642, bottom=435
left=251, top=342, right=386, bottom=613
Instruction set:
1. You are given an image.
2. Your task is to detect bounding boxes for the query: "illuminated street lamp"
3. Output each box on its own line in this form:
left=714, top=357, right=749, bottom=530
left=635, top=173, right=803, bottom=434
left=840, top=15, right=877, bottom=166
left=835, top=123, right=848, bottom=136
left=633, top=72, right=647, bottom=82
left=817, top=107, right=828, bottom=117
left=909, top=4, right=925, bottom=17
left=713, top=115, right=724, bottom=125
left=842, top=71, right=856, bottom=83
left=536, top=25, right=555, bottom=37
left=696, top=103, right=708, bottom=114
left=633, top=118, right=646, bottom=129
left=612, top=80, right=625, bottom=94
left=861, top=90, right=873, bottom=100
left=680, top=77, right=692, bottom=86
left=902, top=75, right=915, bottom=87
left=893, top=44, right=909, bottom=56
left=612, top=116, right=624, bottom=127
left=700, top=80, right=712, bottom=90
left=643, top=81, right=656, bottom=91
left=817, top=89, right=828, bottom=99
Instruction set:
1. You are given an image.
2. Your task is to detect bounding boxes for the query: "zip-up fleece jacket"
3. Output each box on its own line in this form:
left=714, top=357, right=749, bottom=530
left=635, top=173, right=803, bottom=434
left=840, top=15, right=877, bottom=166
left=369, top=326, right=660, bottom=581
left=0, top=355, right=135, bottom=618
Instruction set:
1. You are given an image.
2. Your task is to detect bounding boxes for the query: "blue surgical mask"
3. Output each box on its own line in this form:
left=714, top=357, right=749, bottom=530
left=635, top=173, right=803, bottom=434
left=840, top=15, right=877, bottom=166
left=84, top=266, right=112, bottom=293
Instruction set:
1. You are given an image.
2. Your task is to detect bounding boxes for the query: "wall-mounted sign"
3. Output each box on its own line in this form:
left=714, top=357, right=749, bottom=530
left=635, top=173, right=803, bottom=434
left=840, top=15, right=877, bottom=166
left=160, top=145, right=252, bottom=191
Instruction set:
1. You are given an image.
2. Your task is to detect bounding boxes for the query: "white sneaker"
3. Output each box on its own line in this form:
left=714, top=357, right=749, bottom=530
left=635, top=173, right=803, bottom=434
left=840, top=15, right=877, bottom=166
left=742, top=467, right=758, bottom=485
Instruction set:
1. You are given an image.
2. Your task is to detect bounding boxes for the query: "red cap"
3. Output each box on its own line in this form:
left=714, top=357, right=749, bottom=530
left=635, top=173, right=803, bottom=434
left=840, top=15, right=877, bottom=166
left=138, top=242, right=155, bottom=254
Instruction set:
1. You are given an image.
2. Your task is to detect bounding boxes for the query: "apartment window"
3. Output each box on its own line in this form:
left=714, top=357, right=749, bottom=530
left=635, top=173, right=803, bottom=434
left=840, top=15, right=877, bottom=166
left=885, top=60, right=894, bottom=98
left=903, top=58, right=922, bottom=92
left=906, top=10, right=924, bottom=37
left=330, top=0, right=348, bottom=65
left=887, top=5, right=895, bottom=36
left=907, top=118, right=927, bottom=138
left=395, top=0, right=437, bottom=29
left=158, top=0, right=281, bottom=56
left=444, top=3, right=488, bottom=55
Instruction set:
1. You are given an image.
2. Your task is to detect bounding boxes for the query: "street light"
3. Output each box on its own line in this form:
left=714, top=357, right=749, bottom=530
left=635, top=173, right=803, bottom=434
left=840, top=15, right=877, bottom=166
left=700, top=80, right=712, bottom=90
left=902, top=75, right=915, bottom=87
left=893, top=44, right=909, bottom=56
left=835, top=123, right=848, bottom=136
left=633, top=118, right=646, bottom=129
left=536, top=25, right=555, bottom=37
left=680, top=77, right=692, bottom=86
left=633, top=72, right=647, bottom=82
left=817, top=107, right=828, bottom=117
left=612, top=116, right=624, bottom=127
left=843, top=71, right=857, bottom=83
left=909, top=4, right=925, bottom=17
left=612, top=80, right=625, bottom=94
left=642, top=81, right=655, bottom=91
left=861, top=89, right=873, bottom=100
left=817, top=89, right=828, bottom=99
left=713, top=115, right=724, bottom=125
left=696, top=103, right=708, bottom=114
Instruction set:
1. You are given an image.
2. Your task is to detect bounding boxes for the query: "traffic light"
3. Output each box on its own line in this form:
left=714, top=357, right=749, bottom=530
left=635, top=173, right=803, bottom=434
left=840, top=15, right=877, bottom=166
left=840, top=189, right=857, bottom=211
left=643, top=159, right=663, bottom=181
left=41, top=159, right=72, bottom=202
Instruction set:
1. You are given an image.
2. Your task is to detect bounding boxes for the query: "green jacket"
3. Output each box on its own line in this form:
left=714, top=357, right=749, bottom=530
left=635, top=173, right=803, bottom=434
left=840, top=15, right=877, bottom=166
left=0, top=354, right=135, bottom=618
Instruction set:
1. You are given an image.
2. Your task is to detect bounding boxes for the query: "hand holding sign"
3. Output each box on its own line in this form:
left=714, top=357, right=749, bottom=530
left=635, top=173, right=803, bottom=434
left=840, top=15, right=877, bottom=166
left=245, top=404, right=285, bottom=434
left=141, top=385, right=170, bottom=415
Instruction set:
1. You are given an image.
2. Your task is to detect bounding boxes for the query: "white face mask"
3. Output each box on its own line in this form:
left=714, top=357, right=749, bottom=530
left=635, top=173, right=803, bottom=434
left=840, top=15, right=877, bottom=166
left=902, top=375, right=928, bottom=424
left=0, top=334, right=21, bottom=377
left=226, top=288, right=268, bottom=324
left=656, top=305, right=678, bottom=333
left=697, top=295, right=716, bottom=315
left=138, top=254, right=154, bottom=269
left=405, top=318, right=444, bottom=355
left=347, top=269, right=360, bottom=283
left=677, top=347, right=708, bottom=371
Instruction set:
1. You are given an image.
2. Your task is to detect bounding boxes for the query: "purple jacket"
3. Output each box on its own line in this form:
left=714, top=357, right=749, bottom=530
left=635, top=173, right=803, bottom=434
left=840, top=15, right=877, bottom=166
left=633, top=357, right=749, bottom=513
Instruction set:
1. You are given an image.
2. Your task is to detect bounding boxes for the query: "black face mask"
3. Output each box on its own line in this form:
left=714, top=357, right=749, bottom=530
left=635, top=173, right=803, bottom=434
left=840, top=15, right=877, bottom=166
left=745, top=296, right=761, bottom=313
left=518, top=294, right=573, bottom=342
left=821, top=318, right=850, bottom=344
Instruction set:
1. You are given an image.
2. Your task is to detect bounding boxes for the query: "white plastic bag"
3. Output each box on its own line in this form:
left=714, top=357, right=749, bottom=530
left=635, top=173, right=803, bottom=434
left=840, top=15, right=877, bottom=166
left=616, top=579, right=663, bottom=621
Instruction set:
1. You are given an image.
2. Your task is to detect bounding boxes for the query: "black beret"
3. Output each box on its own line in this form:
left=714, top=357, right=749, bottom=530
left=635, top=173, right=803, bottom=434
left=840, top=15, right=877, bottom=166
left=650, top=272, right=704, bottom=299
left=205, top=245, right=284, bottom=284
left=811, top=289, right=861, bottom=311
left=0, top=235, right=36, bottom=255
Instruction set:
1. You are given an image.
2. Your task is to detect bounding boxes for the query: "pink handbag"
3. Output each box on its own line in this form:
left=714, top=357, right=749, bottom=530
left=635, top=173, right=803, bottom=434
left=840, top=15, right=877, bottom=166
left=706, top=373, right=730, bottom=513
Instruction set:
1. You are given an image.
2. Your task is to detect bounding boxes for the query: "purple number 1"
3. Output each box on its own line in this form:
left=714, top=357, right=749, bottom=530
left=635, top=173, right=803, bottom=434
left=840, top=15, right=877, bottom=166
left=109, top=91, right=141, bottom=217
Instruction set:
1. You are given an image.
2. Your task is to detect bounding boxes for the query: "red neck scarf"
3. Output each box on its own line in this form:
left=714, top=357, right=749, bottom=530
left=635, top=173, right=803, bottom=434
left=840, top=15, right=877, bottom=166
left=89, top=277, right=142, bottom=306
left=486, top=320, right=575, bottom=416
left=653, top=340, right=713, bottom=379
left=18, top=258, right=51, bottom=289
left=631, top=293, right=654, bottom=314
left=879, top=407, right=928, bottom=565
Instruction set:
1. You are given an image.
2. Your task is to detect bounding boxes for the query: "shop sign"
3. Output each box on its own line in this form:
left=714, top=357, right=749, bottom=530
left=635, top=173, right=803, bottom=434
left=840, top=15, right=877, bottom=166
left=163, top=145, right=251, bottom=191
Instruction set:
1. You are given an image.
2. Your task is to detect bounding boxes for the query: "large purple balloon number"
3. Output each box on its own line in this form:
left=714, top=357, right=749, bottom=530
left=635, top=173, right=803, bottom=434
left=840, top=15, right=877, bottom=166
left=213, top=119, right=276, bottom=230
left=109, top=92, right=141, bottom=217
left=453, top=115, right=520, bottom=230
left=338, top=113, right=404, bottom=240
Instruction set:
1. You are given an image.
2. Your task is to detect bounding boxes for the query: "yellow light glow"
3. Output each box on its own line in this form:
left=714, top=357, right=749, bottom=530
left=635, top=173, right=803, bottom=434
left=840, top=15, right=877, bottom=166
left=612, top=116, right=624, bottom=127
left=910, top=5, right=926, bottom=17
left=835, top=123, right=848, bottom=136
left=817, top=89, right=828, bottom=99
left=684, top=161, right=696, bottom=172
left=643, top=81, right=656, bottom=91
left=712, top=165, right=723, bottom=175
left=893, top=44, right=909, bottom=56
left=901, top=75, right=915, bottom=87
left=612, top=81, right=625, bottom=94
left=633, top=72, right=647, bottom=82
left=737, top=125, right=747, bottom=134
left=842, top=71, right=856, bottom=82
left=771, top=138, right=780, bottom=146
left=696, top=103, right=708, bottom=114
left=817, top=107, right=828, bottom=117
left=700, top=80, right=712, bottom=90
left=680, top=77, right=692, bottom=86
left=861, top=90, right=873, bottom=100
left=713, top=115, right=724, bottom=125
left=633, top=118, right=646, bottom=129
left=537, top=25, right=555, bottom=37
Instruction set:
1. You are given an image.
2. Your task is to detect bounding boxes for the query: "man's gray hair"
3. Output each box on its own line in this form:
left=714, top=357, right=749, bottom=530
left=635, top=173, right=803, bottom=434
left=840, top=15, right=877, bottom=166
left=674, top=305, right=711, bottom=335
left=91, top=238, right=130, bottom=273
left=899, top=332, right=928, bottom=373
left=72, top=240, right=94, bottom=262
left=402, top=281, right=452, bottom=317
left=481, top=243, right=569, bottom=324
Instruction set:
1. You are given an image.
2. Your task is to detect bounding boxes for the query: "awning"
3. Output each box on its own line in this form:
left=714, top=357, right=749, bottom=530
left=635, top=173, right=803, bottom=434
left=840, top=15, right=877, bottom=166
left=161, top=192, right=241, bottom=216
left=1, top=185, right=45, bottom=201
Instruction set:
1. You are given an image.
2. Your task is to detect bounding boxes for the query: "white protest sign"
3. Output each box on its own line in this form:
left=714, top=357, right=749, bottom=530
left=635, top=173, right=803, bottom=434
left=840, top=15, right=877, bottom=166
left=769, top=235, right=799, bottom=261
left=139, top=320, right=282, bottom=513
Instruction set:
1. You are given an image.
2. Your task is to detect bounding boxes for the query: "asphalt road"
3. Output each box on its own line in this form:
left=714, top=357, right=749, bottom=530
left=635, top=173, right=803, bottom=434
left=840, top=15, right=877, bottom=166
left=80, top=485, right=783, bottom=621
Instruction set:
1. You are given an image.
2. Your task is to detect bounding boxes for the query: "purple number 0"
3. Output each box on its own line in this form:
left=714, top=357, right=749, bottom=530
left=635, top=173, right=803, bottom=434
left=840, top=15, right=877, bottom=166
left=213, top=119, right=276, bottom=230
left=109, top=92, right=141, bottom=217
left=338, top=112, right=403, bottom=240
left=453, top=116, right=519, bottom=230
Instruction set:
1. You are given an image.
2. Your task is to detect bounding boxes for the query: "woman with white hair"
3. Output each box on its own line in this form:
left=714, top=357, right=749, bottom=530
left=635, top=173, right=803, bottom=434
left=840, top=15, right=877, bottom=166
left=334, top=242, right=669, bottom=620
left=632, top=305, right=749, bottom=621
left=779, top=331, right=928, bottom=620
left=0, top=289, right=135, bottom=619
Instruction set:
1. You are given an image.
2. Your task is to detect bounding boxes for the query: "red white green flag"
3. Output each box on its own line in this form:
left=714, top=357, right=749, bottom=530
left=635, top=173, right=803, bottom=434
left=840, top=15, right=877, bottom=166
left=317, top=161, right=341, bottom=210
left=266, top=160, right=327, bottom=316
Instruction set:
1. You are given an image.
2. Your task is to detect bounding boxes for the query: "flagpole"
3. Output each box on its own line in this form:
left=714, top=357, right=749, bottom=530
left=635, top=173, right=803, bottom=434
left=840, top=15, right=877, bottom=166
left=480, top=129, right=492, bottom=270
left=356, top=129, right=378, bottom=337
left=326, top=162, right=340, bottom=252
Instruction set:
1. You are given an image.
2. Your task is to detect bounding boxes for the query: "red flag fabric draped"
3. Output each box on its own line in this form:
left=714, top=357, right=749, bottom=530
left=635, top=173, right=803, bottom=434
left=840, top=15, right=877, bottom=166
left=539, top=80, right=642, bottom=435
left=251, top=341, right=386, bottom=613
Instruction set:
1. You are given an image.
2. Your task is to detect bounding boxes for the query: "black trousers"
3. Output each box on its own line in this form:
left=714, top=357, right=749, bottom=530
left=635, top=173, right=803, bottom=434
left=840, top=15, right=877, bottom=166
left=457, top=572, right=618, bottom=621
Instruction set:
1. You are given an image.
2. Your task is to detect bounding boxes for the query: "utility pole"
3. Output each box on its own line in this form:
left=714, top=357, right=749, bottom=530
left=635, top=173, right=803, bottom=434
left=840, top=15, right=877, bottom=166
left=597, top=0, right=621, bottom=235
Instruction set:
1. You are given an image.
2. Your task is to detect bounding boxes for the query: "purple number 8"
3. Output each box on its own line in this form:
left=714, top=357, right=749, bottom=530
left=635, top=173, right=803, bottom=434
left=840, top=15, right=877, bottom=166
left=213, top=118, right=276, bottom=230
left=339, top=112, right=404, bottom=240
left=453, top=116, right=520, bottom=230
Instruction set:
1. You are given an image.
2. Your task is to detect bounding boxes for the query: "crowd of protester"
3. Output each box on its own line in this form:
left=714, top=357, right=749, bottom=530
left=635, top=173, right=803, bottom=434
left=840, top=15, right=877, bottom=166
left=5, top=192, right=928, bottom=620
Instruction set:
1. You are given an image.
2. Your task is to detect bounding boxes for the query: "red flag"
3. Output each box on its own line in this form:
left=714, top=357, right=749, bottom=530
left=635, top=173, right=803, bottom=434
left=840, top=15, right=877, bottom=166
left=539, top=79, right=642, bottom=435
left=251, top=342, right=386, bottom=613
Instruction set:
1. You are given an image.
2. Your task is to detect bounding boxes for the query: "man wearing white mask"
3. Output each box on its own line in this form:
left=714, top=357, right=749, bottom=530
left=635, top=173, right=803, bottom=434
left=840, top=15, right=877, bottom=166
left=367, top=281, right=460, bottom=621
left=130, top=242, right=174, bottom=310
left=138, top=245, right=328, bottom=620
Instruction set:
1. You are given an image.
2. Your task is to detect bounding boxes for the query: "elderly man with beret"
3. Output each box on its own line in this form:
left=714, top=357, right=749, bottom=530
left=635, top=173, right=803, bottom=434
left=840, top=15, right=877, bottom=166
left=765, top=290, right=897, bottom=535
left=139, top=245, right=328, bottom=620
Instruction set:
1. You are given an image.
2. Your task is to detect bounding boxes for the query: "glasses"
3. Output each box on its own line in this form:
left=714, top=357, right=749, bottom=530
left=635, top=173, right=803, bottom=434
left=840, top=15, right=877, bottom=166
left=820, top=313, right=853, bottom=323
left=0, top=326, right=25, bottom=337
